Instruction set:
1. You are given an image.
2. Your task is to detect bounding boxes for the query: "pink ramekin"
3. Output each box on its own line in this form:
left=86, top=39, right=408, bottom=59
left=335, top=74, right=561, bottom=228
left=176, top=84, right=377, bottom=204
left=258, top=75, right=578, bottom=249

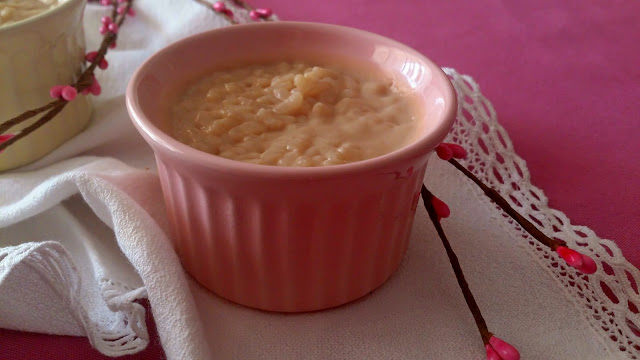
left=126, top=22, right=456, bottom=312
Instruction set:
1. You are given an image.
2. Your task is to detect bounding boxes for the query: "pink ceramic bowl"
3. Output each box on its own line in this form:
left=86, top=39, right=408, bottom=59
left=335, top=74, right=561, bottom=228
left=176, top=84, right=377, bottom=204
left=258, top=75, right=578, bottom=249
left=126, top=22, right=456, bottom=312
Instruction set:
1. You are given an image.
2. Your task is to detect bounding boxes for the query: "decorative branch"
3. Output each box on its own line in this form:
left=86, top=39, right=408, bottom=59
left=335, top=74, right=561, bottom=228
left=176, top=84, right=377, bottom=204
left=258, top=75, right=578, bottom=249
left=194, top=0, right=273, bottom=23
left=0, top=0, right=277, bottom=154
left=230, top=0, right=272, bottom=20
left=193, top=0, right=236, bottom=23
left=435, top=142, right=597, bottom=274
left=421, top=185, right=520, bottom=360
left=420, top=185, right=489, bottom=342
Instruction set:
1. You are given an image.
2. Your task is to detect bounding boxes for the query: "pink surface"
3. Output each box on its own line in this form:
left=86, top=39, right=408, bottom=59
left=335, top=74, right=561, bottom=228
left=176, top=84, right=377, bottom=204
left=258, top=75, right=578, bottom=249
left=260, top=0, right=640, bottom=268
left=127, top=22, right=456, bottom=312
left=0, top=301, right=164, bottom=360
left=2, top=0, right=638, bottom=358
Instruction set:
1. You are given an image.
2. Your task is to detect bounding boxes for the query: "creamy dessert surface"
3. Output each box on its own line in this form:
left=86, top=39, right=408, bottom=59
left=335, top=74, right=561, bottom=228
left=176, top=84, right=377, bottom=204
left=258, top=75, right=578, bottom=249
left=0, top=0, right=64, bottom=27
left=169, top=60, right=421, bottom=167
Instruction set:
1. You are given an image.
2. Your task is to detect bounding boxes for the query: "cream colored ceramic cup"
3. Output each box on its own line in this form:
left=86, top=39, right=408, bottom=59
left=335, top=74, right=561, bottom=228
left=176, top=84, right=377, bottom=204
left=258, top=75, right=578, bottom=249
left=0, top=0, right=91, bottom=171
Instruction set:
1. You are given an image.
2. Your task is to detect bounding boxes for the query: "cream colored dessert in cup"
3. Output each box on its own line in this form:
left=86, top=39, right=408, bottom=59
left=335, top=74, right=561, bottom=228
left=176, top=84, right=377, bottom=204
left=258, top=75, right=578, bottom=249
left=169, top=60, right=421, bottom=166
left=0, top=0, right=65, bottom=27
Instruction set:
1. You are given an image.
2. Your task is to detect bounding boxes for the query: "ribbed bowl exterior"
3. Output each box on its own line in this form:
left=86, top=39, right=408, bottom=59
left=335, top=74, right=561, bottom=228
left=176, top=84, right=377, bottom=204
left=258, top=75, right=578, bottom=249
left=155, top=154, right=429, bottom=312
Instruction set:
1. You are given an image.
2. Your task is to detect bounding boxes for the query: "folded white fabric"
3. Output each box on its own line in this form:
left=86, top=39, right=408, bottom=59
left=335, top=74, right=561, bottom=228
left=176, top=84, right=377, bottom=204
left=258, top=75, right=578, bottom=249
left=0, top=157, right=206, bottom=358
left=1, top=1, right=639, bottom=359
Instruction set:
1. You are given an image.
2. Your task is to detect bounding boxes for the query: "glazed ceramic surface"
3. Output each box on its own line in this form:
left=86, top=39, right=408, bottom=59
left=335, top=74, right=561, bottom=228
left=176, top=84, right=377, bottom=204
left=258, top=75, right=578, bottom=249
left=126, top=22, right=456, bottom=312
left=0, top=0, right=91, bottom=171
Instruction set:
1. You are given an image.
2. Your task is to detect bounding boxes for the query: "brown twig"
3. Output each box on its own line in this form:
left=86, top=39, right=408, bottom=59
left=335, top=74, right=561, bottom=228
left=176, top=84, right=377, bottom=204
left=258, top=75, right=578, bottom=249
left=421, top=184, right=493, bottom=345
left=0, top=103, right=67, bottom=150
left=231, top=0, right=253, bottom=11
left=0, top=100, right=64, bottom=134
left=447, top=158, right=564, bottom=250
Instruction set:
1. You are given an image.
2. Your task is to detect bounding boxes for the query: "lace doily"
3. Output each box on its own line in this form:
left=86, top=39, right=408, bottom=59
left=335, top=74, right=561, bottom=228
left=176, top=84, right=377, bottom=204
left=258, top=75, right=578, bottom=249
left=442, top=68, right=640, bottom=358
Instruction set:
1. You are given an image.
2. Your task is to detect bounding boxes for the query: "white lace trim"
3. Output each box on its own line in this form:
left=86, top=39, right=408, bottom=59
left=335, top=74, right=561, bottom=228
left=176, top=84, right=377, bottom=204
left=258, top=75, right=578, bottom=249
left=0, top=242, right=149, bottom=356
left=443, top=68, right=640, bottom=358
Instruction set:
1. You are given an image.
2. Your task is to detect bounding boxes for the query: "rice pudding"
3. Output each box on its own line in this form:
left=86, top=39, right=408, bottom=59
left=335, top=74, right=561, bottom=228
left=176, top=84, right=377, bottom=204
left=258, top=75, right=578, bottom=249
left=169, top=60, right=421, bottom=167
left=0, top=0, right=64, bottom=27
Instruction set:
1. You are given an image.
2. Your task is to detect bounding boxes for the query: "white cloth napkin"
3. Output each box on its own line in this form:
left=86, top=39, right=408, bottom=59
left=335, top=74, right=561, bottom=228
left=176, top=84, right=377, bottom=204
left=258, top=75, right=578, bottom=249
left=1, top=1, right=639, bottom=359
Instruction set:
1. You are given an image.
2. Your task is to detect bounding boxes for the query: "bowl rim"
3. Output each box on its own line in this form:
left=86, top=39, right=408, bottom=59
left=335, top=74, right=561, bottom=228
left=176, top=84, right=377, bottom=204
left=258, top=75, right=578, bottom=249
left=126, top=21, right=457, bottom=179
left=0, top=0, right=83, bottom=33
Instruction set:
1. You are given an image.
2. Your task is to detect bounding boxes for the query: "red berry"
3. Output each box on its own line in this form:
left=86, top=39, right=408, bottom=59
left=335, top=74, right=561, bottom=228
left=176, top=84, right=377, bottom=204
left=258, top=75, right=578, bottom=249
left=212, top=1, right=226, bottom=11
left=85, top=51, right=98, bottom=62
left=49, top=85, right=65, bottom=98
left=489, top=336, right=520, bottom=360
left=255, top=8, right=272, bottom=17
left=448, top=143, right=468, bottom=159
left=436, top=144, right=453, bottom=160
left=61, top=86, right=77, bottom=101
left=431, top=195, right=450, bottom=220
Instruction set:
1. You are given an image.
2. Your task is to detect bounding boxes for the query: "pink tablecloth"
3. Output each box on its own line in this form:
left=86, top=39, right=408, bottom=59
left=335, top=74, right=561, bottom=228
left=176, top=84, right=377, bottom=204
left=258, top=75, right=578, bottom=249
left=1, top=0, right=638, bottom=358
